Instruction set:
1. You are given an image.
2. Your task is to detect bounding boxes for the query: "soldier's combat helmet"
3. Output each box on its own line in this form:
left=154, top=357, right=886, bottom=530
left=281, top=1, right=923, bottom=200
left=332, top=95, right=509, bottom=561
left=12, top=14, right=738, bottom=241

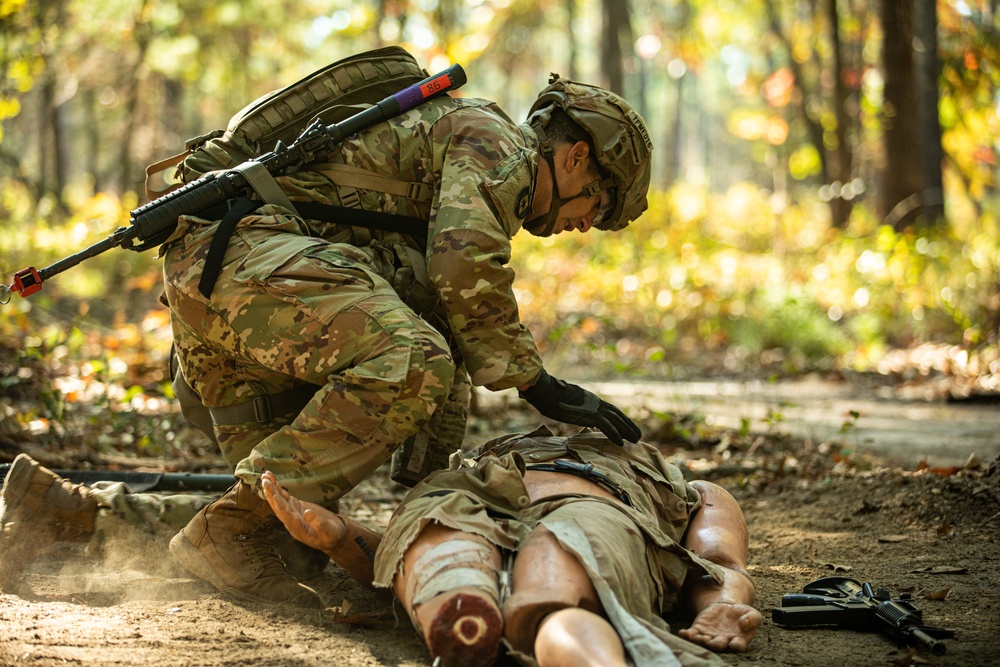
left=526, top=74, right=653, bottom=234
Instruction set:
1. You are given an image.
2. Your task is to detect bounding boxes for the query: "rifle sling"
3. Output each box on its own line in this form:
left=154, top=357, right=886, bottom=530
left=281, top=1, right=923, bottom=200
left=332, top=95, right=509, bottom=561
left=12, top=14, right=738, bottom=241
left=195, top=198, right=427, bottom=299
left=198, top=196, right=263, bottom=298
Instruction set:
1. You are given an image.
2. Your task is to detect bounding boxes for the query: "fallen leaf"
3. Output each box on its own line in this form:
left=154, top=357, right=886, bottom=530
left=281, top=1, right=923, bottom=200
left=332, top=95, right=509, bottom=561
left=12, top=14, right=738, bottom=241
left=816, top=560, right=853, bottom=572
left=907, top=565, right=968, bottom=575
left=807, top=543, right=853, bottom=572
left=921, top=588, right=951, bottom=600
left=889, top=647, right=932, bottom=666
left=936, top=521, right=955, bottom=537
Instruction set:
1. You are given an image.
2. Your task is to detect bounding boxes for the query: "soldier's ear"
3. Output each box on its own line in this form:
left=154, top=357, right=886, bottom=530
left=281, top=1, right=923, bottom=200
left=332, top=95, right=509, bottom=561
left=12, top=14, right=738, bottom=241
left=564, top=140, right=591, bottom=174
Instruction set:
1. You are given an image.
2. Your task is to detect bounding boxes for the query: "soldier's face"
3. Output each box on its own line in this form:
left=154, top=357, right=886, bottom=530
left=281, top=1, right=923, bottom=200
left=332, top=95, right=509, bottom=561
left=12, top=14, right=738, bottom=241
left=539, top=149, right=602, bottom=236
left=547, top=193, right=602, bottom=235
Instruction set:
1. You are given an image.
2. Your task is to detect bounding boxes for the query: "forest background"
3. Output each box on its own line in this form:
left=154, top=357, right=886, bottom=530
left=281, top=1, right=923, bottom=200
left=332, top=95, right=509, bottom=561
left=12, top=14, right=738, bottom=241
left=0, top=0, right=997, bottom=460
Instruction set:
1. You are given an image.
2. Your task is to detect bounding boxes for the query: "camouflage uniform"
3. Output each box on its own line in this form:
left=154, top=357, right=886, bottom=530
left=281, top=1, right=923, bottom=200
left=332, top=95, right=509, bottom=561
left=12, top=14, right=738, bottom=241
left=372, top=428, right=728, bottom=667
left=88, top=482, right=212, bottom=552
left=161, top=96, right=546, bottom=506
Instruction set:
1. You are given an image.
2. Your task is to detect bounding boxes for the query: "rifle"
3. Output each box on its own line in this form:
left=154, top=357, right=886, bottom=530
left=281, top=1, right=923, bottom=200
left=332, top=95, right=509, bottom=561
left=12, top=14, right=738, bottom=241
left=772, top=576, right=954, bottom=655
left=0, top=463, right=234, bottom=493
left=0, top=63, right=467, bottom=303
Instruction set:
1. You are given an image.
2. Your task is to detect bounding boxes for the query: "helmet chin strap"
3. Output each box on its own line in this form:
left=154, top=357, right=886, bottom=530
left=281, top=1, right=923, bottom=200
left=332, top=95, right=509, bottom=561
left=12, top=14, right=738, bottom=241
left=525, top=121, right=600, bottom=237
left=524, top=153, right=565, bottom=237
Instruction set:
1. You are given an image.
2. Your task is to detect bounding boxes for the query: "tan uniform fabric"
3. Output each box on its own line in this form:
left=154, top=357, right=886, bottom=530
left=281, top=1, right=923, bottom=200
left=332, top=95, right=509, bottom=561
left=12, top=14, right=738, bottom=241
left=372, top=427, right=727, bottom=667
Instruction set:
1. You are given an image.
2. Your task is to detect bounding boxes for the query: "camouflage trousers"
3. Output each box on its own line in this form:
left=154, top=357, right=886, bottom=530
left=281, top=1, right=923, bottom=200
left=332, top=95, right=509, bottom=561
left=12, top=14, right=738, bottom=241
left=163, top=212, right=458, bottom=508
left=87, top=482, right=212, bottom=569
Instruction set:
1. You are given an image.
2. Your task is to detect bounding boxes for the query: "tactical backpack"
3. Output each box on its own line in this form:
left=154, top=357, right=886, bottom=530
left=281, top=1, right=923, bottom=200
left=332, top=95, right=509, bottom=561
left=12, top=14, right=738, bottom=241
left=155, top=47, right=451, bottom=447
left=145, top=45, right=430, bottom=202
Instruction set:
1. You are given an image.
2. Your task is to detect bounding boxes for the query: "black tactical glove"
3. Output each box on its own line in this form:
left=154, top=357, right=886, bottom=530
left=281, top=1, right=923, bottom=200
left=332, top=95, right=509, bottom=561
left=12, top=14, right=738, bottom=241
left=518, top=369, right=642, bottom=446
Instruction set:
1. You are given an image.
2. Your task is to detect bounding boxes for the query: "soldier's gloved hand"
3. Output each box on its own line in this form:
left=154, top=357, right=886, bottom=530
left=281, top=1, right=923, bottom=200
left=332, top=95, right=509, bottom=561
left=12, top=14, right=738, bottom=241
left=518, top=369, right=641, bottom=446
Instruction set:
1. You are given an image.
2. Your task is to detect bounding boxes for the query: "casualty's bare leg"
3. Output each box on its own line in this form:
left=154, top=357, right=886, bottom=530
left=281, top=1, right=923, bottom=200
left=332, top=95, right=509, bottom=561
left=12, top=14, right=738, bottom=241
left=533, top=607, right=628, bottom=667
left=261, top=471, right=381, bottom=588
left=506, top=525, right=628, bottom=667
left=677, top=480, right=762, bottom=652
left=393, top=523, right=505, bottom=667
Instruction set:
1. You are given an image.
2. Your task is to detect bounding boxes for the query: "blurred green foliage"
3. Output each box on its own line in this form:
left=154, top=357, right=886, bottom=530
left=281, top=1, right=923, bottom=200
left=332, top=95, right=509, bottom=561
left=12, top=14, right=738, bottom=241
left=0, top=0, right=997, bottom=413
left=510, top=182, right=1000, bottom=379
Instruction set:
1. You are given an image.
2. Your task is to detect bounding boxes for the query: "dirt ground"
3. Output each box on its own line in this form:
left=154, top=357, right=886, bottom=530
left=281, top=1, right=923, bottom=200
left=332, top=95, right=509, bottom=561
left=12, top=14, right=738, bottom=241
left=1, top=398, right=999, bottom=667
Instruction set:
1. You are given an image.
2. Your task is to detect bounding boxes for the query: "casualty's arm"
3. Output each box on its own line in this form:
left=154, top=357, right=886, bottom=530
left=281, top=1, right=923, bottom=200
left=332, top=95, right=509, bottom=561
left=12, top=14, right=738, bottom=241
left=261, top=471, right=382, bottom=588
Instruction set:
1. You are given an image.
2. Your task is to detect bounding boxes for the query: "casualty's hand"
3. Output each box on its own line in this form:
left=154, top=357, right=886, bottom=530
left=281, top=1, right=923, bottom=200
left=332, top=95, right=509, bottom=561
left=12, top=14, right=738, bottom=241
left=261, top=470, right=348, bottom=555
left=518, top=369, right=641, bottom=446
left=678, top=600, right=762, bottom=653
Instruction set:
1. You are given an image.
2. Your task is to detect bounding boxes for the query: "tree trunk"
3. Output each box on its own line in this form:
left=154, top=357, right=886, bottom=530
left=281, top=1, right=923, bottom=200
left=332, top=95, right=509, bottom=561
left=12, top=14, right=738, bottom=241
left=879, top=0, right=923, bottom=229
left=912, top=0, right=946, bottom=225
left=601, top=0, right=631, bottom=95
left=117, top=0, right=153, bottom=195
left=39, top=75, right=55, bottom=199
left=566, top=0, right=578, bottom=80
left=664, top=72, right=685, bottom=186
left=663, top=0, right=692, bottom=187
left=763, top=0, right=830, bottom=190
left=83, top=90, right=101, bottom=195
left=826, top=0, right=853, bottom=227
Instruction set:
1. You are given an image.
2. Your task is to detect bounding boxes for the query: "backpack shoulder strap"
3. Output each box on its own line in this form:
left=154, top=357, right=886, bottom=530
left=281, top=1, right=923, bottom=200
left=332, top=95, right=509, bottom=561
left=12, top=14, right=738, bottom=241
left=312, top=162, right=434, bottom=205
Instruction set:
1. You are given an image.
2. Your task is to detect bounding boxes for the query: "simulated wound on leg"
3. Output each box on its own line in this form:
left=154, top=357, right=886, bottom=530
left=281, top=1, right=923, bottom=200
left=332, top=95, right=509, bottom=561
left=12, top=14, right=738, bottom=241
left=405, top=539, right=504, bottom=667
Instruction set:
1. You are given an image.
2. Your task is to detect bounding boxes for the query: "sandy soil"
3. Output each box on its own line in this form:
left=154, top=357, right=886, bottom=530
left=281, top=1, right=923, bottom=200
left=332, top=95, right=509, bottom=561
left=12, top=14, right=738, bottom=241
left=1, top=407, right=998, bottom=667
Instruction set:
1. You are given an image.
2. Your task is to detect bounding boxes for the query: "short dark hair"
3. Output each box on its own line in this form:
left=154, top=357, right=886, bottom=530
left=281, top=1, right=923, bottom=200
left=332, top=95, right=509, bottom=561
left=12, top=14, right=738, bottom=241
left=545, top=108, right=587, bottom=145
left=544, top=108, right=600, bottom=175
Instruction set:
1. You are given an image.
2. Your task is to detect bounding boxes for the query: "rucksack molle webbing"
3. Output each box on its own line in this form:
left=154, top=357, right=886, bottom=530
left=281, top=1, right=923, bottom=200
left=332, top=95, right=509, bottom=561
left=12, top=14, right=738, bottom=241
left=145, top=46, right=430, bottom=201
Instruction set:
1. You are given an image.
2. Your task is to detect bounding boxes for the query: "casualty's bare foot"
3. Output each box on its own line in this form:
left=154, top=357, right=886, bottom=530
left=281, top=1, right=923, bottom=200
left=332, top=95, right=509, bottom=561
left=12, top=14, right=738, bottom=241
left=677, top=600, right=762, bottom=652
left=261, top=471, right=382, bottom=586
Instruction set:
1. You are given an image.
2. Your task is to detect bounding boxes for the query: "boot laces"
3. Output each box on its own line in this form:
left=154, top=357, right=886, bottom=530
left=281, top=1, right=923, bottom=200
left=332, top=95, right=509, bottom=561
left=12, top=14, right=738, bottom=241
left=233, top=519, right=289, bottom=577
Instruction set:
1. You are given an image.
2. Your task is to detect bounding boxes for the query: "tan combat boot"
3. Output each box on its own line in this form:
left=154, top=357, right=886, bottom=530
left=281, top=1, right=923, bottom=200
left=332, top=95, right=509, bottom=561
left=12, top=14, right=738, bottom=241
left=168, top=480, right=322, bottom=607
left=0, top=454, right=98, bottom=590
left=267, top=527, right=330, bottom=581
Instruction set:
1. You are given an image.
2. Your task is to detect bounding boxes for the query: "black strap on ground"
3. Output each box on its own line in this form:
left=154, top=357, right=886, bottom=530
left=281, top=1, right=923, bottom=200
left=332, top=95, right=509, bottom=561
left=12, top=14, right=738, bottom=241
left=198, top=197, right=263, bottom=298
left=0, top=465, right=235, bottom=493
left=524, top=461, right=633, bottom=506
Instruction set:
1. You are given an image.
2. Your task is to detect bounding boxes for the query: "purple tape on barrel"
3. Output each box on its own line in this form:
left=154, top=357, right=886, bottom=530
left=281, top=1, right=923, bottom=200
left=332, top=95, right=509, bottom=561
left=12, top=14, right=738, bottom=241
left=394, top=86, right=425, bottom=112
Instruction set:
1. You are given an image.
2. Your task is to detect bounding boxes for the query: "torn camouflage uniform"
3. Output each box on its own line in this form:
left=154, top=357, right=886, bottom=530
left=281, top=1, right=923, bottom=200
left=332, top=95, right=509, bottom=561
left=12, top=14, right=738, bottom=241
left=161, top=96, right=546, bottom=507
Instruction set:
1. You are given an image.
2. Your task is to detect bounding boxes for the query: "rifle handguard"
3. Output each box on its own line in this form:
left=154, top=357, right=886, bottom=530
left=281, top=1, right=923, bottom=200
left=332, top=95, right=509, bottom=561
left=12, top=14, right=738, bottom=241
left=2, top=62, right=468, bottom=299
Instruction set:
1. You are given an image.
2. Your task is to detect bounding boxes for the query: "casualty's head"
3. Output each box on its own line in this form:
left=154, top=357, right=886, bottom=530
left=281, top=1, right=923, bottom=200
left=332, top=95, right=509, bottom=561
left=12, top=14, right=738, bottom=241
left=524, top=75, right=653, bottom=237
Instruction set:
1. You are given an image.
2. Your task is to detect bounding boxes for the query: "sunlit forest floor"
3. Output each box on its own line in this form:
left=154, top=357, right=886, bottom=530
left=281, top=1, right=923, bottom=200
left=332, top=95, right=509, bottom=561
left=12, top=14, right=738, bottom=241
left=1, top=313, right=999, bottom=665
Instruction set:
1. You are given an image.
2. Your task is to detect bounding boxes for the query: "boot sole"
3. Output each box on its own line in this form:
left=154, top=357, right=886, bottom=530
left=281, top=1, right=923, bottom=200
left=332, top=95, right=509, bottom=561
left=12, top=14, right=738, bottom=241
left=168, top=531, right=322, bottom=608
left=0, top=455, right=40, bottom=521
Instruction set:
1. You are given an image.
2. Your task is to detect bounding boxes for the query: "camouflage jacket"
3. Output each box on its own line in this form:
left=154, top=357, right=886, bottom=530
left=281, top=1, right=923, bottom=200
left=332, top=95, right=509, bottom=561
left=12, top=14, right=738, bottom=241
left=162, top=96, right=543, bottom=392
